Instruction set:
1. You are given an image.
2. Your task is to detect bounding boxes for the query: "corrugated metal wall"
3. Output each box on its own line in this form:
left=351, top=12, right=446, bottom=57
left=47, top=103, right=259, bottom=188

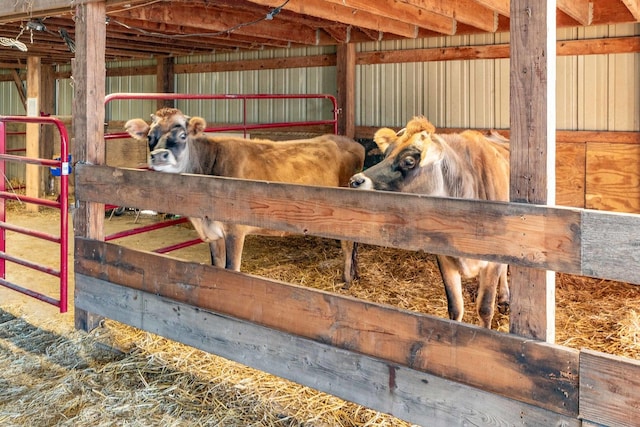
left=356, top=32, right=512, bottom=128
left=173, top=46, right=336, bottom=125
left=557, top=24, right=640, bottom=131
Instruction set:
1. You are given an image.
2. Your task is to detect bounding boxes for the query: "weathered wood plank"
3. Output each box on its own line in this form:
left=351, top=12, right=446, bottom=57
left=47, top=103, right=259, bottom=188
left=356, top=36, right=640, bottom=65
left=25, top=56, right=41, bottom=213
left=580, top=349, right=640, bottom=427
left=74, top=238, right=580, bottom=416
left=582, top=210, right=640, bottom=283
left=509, top=0, right=556, bottom=341
left=72, top=1, right=107, bottom=332
left=336, top=43, right=356, bottom=138
left=74, top=272, right=581, bottom=425
left=74, top=164, right=583, bottom=274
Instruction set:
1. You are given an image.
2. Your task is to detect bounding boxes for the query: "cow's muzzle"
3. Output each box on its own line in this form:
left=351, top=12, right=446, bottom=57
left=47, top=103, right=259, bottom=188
left=150, top=149, right=171, bottom=165
left=349, top=173, right=372, bottom=190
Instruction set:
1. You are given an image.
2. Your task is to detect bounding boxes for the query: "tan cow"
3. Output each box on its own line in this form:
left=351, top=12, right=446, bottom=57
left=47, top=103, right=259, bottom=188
left=349, top=116, right=509, bottom=328
left=125, top=108, right=365, bottom=285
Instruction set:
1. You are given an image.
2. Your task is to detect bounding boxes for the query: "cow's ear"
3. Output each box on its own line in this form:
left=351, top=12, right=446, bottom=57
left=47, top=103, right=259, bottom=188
left=187, top=116, right=207, bottom=135
left=419, top=132, right=445, bottom=166
left=406, top=116, right=436, bottom=136
left=124, top=119, right=150, bottom=140
left=373, top=128, right=397, bottom=154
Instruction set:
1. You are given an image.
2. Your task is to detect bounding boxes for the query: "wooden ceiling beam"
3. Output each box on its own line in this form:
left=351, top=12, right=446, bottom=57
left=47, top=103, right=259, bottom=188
left=246, top=0, right=421, bottom=38
left=319, top=0, right=456, bottom=35
left=400, top=0, right=498, bottom=32
left=322, top=26, right=352, bottom=44
left=109, top=3, right=320, bottom=45
left=473, top=0, right=510, bottom=17
left=557, top=0, right=593, bottom=26
left=620, top=0, right=640, bottom=21
left=108, top=17, right=293, bottom=49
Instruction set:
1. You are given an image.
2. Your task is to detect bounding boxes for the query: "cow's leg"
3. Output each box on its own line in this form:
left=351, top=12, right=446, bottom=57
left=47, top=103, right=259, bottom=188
left=476, top=263, right=507, bottom=328
left=436, top=256, right=465, bottom=322
left=496, top=266, right=510, bottom=314
left=340, top=241, right=359, bottom=289
left=208, top=239, right=226, bottom=268
left=224, top=225, right=247, bottom=271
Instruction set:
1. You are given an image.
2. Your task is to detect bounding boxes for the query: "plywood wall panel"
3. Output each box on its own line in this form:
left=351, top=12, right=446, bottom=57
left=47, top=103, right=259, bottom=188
left=556, top=142, right=587, bottom=208
left=586, top=142, right=640, bottom=212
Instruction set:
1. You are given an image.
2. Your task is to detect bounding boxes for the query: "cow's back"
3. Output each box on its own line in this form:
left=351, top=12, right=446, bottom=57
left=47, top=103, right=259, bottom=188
left=208, top=134, right=364, bottom=187
left=440, top=131, right=510, bottom=202
left=313, top=134, right=365, bottom=186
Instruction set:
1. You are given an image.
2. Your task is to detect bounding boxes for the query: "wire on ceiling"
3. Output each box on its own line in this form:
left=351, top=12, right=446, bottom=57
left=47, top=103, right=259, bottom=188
left=109, top=0, right=291, bottom=39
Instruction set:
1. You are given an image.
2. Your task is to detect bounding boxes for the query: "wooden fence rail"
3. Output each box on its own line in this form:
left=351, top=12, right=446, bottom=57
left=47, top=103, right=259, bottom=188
left=73, top=163, right=640, bottom=425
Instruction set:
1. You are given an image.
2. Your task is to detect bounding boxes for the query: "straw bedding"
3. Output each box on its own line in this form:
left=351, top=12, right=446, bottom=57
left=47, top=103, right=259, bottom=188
left=1, top=209, right=639, bottom=426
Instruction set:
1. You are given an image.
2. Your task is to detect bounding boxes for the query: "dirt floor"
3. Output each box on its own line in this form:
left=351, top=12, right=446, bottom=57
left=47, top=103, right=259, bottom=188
left=1, top=203, right=640, bottom=426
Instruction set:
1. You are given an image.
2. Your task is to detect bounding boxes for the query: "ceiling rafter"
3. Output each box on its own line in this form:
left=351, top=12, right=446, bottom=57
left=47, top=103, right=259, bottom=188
left=400, top=0, right=498, bottom=32
left=109, top=3, right=321, bottom=45
left=245, top=0, right=422, bottom=38
left=621, top=0, right=640, bottom=20
left=558, top=0, right=593, bottom=26
left=473, top=0, right=510, bottom=17
left=108, top=17, right=292, bottom=50
left=319, top=0, right=457, bottom=35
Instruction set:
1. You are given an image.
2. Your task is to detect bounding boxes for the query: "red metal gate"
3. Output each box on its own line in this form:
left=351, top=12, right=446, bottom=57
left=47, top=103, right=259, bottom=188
left=0, top=94, right=338, bottom=312
left=0, top=116, right=70, bottom=313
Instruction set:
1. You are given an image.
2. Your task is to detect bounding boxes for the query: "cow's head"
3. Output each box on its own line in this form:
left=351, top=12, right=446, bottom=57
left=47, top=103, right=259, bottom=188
left=125, top=108, right=206, bottom=173
left=349, top=116, right=443, bottom=191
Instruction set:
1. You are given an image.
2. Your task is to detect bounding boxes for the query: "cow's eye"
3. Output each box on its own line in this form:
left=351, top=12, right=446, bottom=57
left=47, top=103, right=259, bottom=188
left=400, top=156, right=416, bottom=170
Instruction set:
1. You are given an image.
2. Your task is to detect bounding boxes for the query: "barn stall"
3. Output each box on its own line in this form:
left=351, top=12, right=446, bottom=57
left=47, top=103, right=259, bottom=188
left=1, top=0, right=640, bottom=425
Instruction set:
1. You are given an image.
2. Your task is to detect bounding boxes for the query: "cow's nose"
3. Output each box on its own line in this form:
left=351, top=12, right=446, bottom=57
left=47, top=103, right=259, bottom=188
left=349, top=174, right=365, bottom=188
left=150, top=150, right=169, bottom=163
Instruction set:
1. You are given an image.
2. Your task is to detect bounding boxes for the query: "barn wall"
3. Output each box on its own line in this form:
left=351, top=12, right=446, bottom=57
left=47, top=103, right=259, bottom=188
left=172, top=46, right=337, bottom=125
left=0, top=79, right=26, bottom=115
left=47, top=22, right=639, bottom=132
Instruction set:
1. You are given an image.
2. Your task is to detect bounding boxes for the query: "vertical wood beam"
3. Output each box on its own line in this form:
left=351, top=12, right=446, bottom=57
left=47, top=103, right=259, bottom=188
left=25, top=56, right=41, bottom=212
left=156, top=56, right=175, bottom=110
left=40, top=63, right=56, bottom=194
left=336, top=43, right=356, bottom=137
left=72, top=1, right=107, bottom=332
left=10, top=69, right=26, bottom=110
left=509, top=0, right=556, bottom=342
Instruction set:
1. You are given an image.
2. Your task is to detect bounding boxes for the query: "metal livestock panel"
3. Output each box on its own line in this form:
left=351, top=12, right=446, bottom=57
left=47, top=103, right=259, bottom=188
left=174, top=68, right=336, bottom=126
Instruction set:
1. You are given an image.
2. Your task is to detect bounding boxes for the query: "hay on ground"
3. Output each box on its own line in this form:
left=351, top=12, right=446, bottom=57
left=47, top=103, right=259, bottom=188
left=1, top=208, right=639, bottom=425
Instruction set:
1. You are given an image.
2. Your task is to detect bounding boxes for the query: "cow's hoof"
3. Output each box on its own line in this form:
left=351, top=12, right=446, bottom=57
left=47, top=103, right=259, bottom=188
left=497, top=301, right=510, bottom=315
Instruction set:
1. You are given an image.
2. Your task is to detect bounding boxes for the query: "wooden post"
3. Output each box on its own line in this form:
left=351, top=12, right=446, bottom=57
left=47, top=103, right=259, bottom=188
left=156, top=56, right=175, bottom=110
left=72, top=1, right=107, bottom=332
left=40, top=63, right=56, bottom=194
left=336, top=43, right=355, bottom=137
left=25, top=56, right=41, bottom=212
left=509, top=0, right=557, bottom=341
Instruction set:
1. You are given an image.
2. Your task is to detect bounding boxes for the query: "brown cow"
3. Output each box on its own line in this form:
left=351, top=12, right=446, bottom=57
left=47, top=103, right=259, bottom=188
left=349, top=116, right=509, bottom=328
left=125, top=108, right=365, bottom=285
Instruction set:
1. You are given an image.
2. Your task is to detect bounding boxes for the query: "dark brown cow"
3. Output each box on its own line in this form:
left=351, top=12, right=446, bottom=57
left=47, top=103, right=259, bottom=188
left=125, top=108, right=365, bottom=285
left=349, top=116, right=509, bottom=328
